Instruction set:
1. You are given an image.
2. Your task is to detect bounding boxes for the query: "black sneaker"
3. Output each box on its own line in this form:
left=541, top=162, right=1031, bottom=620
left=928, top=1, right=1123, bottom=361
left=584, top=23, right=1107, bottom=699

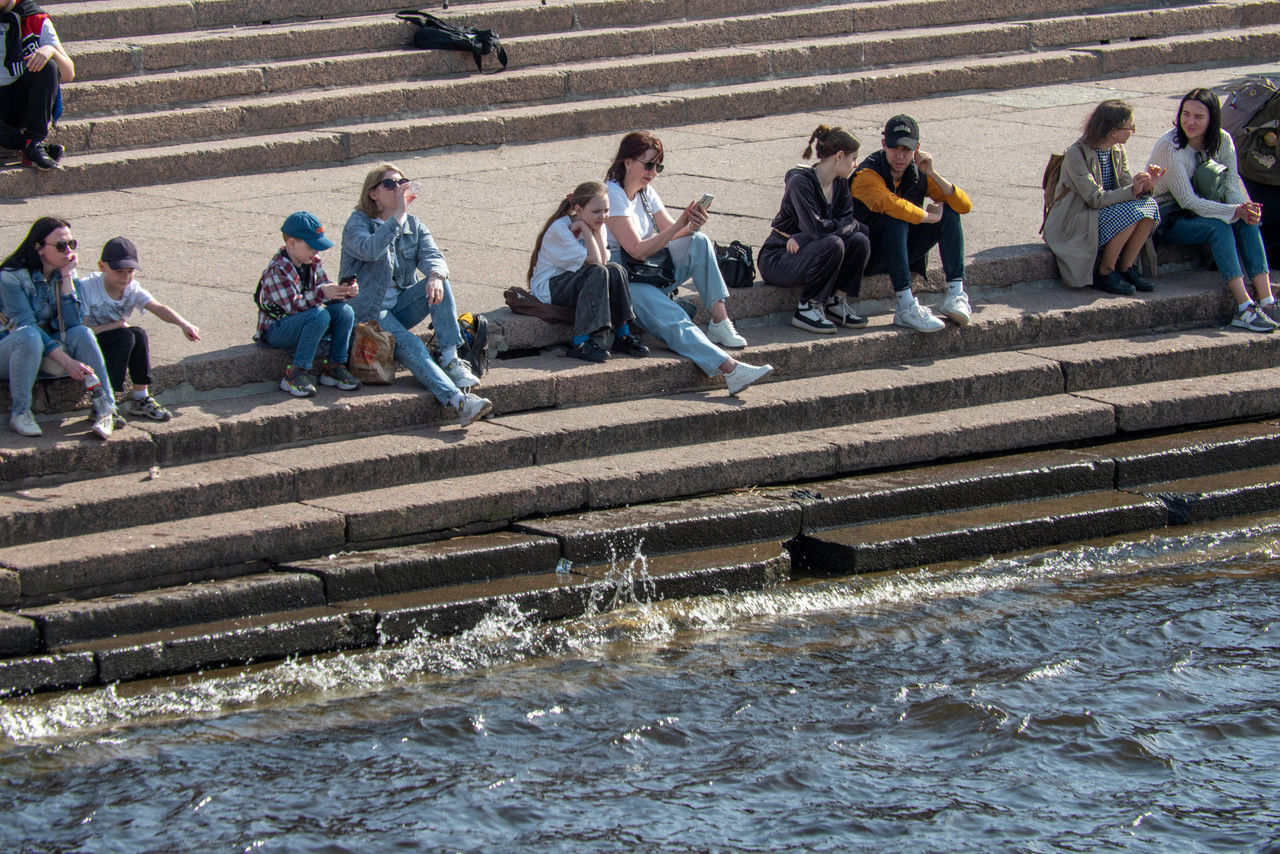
left=1093, top=270, right=1134, bottom=296
left=1117, top=265, right=1155, bottom=292
left=611, top=333, right=649, bottom=357
left=791, top=300, right=837, bottom=334
left=566, top=339, right=609, bottom=363
left=45, top=142, right=64, bottom=163
left=22, top=140, right=60, bottom=171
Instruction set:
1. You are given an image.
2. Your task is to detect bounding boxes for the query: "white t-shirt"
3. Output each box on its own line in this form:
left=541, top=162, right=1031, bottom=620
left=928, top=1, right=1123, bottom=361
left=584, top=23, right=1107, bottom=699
left=606, top=181, right=664, bottom=251
left=78, top=271, right=154, bottom=327
left=529, top=216, right=588, bottom=302
left=1, top=14, right=61, bottom=88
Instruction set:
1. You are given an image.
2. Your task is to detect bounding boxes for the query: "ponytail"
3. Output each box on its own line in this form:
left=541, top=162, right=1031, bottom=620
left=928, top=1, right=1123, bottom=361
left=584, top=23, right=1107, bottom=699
left=528, top=181, right=608, bottom=284
left=802, top=124, right=860, bottom=161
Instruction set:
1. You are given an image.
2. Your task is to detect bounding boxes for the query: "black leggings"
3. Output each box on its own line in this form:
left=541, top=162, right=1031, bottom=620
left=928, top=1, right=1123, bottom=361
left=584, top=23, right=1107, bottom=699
left=0, top=63, right=60, bottom=149
left=95, top=326, right=152, bottom=392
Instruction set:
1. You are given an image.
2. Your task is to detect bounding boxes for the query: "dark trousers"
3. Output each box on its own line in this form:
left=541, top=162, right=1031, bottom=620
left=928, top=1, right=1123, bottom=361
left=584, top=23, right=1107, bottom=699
left=95, top=326, right=152, bottom=392
left=759, top=231, right=870, bottom=304
left=547, top=262, right=633, bottom=337
left=1243, top=177, right=1280, bottom=271
left=0, top=63, right=60, bottom=150
left=866, top=204, right=965, bottom=292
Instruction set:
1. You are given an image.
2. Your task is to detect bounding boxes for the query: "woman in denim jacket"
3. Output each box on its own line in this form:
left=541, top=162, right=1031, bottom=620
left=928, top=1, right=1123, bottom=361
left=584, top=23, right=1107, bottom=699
left=0, top=216, right=118, bottom=438
left=339, top=163, right=492, bottom=428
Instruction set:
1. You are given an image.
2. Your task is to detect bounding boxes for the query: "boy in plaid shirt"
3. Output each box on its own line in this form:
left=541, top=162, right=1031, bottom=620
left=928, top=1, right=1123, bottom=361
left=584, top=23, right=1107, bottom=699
left=256, top=211, right=361, bottom=397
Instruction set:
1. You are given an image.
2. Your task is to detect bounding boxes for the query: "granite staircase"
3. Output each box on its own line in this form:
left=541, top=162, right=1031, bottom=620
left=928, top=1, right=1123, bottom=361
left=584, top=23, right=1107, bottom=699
left=3, top=0, right=1278, bottom=197
left=7, top=268, right=1280, bottom=694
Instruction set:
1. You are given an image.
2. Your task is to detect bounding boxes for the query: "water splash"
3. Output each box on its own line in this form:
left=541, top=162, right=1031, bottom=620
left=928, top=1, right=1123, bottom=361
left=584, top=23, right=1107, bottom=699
left=2, top=519, right=1278, bottom=746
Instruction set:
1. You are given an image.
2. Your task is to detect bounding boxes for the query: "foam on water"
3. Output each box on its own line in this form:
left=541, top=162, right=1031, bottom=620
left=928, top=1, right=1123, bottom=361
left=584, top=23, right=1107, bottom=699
left=3, top=519, right=1279, bottom=748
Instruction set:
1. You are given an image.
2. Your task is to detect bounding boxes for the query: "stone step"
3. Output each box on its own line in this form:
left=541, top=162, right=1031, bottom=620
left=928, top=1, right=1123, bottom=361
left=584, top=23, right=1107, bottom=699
left=8, top=26, right=1277, bottom=197
left=788, top=490, right=1169, bottom=576
left=9, top=416, right=1280, bottom=692
left=1137, top=462, right=1280, bottom=524
left=0, top=271, right=1240, bottom=487
left=61, top=3, right=1229, bottom=117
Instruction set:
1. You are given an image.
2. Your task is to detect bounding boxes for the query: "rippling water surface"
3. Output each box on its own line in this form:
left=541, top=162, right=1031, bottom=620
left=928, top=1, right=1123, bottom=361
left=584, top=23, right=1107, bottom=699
left=2, top=522, right=1279, bottom=852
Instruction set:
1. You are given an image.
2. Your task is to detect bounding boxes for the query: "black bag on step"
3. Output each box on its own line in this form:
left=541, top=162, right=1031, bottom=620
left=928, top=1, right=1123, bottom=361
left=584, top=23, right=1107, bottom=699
left=395, top=10, right=508, bottom=71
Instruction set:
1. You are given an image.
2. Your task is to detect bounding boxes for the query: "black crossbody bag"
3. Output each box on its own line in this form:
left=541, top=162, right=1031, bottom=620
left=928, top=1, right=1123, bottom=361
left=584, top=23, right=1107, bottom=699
left=620, top=192, right=677, bottom=289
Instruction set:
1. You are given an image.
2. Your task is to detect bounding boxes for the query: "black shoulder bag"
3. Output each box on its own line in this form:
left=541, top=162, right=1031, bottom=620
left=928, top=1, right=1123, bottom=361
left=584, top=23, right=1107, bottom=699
left=395, top=10, right=508, bottom=71
left=620, top=192, right=677, bottom=289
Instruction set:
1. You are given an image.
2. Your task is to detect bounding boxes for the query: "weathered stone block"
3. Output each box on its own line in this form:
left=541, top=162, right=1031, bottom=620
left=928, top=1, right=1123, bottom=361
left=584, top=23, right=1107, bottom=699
left=0, top=652, right=96, bottom=698
left=0, top=612, right=38, bottom=656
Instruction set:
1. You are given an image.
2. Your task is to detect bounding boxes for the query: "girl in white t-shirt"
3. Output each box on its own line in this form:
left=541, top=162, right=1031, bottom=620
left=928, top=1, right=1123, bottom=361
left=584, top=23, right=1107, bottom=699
left=79, top=237, right=200, bottom=421
left=528, top=181, right=649, bottom=362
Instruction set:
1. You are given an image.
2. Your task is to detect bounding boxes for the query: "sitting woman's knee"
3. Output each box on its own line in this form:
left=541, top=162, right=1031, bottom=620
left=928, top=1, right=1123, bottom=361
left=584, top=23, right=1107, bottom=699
left=13, top=325, right=43, bottom=354
left=63, top=324, right=97, bottom=351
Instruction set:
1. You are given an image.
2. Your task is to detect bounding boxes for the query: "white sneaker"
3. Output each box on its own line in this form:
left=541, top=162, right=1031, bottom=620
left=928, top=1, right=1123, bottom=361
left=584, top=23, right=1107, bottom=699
left=9, top=410, right=41, bottom=437
left=939, top=291, right=971, bottom=326
left=724, top=362, right=773, bottom=396
left=91, top=411, right=114, bottom=440
left=707, top=317, right=747, bottom=348
left=442, top=357, right=480, bottom=389
left=893, top=301, right=946, bottom=333
left=456, top=392, right=494, bottom=427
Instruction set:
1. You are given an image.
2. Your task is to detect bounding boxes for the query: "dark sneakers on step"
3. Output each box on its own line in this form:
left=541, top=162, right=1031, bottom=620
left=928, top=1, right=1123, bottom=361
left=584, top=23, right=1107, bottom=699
left=566, top=339, right=609, bottom=363
left=1231, top=304, right=1279, bottom=333
left=611, top=333, right=649, bottom=357
left=22, top=140, right=60, bottom=171
left=1117, top=265, right=1155, bottom=292
left=1093, top=270, right=1135, bottom=296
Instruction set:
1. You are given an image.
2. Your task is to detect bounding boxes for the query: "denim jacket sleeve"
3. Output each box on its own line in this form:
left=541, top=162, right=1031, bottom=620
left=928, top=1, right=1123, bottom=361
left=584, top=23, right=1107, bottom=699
left=1, top=268, right=62, bottom=356
left=408, top=216, right=449, bottom=282
left=341, top=210, right=400, bottom=263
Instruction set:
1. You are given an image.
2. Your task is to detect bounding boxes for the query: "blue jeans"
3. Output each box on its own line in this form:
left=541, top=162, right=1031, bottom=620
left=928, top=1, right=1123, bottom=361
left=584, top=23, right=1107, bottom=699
left=1159, top=214, right=1269, bottom=282
left=374, top=277, right=464, bottom=405
left=59, top=324, right=117, bottom=413
left=866, top=205, right=965, bottom=292
left=0, top=326, right=42, bottom=415
left=612, top=232, right=730, bottom=376
left=264, top=303, right=355, bottom=371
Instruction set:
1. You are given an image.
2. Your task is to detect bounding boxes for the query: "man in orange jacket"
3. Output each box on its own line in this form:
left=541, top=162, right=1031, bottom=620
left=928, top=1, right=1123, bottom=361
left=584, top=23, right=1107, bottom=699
left=851, top=115, right=972, bottom=333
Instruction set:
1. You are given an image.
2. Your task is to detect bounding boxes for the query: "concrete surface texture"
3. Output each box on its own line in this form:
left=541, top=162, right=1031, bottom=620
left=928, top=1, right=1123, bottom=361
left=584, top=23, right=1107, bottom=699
left=1, top=62, right=1275, bottom=388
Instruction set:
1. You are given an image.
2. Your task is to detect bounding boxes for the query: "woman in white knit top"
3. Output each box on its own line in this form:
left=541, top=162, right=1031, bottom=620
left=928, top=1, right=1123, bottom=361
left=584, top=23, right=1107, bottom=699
left=1148, top=87, right=1275, bottom=332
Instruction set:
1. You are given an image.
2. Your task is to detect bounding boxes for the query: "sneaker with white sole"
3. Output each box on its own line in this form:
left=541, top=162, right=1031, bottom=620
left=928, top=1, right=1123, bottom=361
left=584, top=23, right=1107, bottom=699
left=791, top=301, right=837, bottom=334
left=706, top=317, right=747, bottom=348
left=456, top=392, right=494, bottom=427
left=319, top=362, right=362, bottom=391
left=1231, top=304, right=1278, bottom=333
left=825, top=296, right=868, bottom=327
left=91, top=411, right=114, bottom=440
left=1260, top=301, right=1280, bottom=327
left=9, top=410, right=41, bottom=437
left=129, top=394, right=172, bottom=421
left=443, top=356, right=480, bottom=389
left=939, top=291, right=972, bottom=326
left=893, top=300, right=946, bottom=333
left=724, top=362, right=773, bottom=396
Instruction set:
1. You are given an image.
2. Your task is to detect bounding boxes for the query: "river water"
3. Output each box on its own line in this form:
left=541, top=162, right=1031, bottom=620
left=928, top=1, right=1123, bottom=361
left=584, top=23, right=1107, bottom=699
left=1, top=519, right=1279, bottom=853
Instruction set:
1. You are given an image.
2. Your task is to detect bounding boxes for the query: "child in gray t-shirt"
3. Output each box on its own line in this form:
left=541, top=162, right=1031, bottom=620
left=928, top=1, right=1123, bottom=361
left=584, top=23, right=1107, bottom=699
left=79, top=237, right=200, bottom=421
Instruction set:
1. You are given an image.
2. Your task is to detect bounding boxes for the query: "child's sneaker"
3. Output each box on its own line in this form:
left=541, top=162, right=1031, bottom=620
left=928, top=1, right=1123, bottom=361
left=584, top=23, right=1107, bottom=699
left=456, top=392, right=494, bottom=427
left=319, top=362, right=362, bottom=390
left=129, top=394, right=172, bottom=421
left=442, top=357, right=480, bottom=389
left=280, top=364, right=317, bottom=397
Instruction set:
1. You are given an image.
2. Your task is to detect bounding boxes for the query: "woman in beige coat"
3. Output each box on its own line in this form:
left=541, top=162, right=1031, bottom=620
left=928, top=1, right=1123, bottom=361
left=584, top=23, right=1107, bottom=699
left=1043, top=100, right=1163, bottom=294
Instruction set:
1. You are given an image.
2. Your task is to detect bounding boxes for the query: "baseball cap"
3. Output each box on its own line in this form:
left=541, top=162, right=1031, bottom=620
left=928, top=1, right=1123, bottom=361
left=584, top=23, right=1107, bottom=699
left=883, top=115, right=920, bottom=149
left=100, top=236, right=141, bottom=270
left=281, top=211, right=335, bottom=251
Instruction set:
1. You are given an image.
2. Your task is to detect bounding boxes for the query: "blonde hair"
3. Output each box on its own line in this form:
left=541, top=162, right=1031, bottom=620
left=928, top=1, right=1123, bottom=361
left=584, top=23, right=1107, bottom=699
left=803, top=125, right=860, bottom=160
left=527, top=181, right=608, bottom=284
left=357, top=162, right=402, bottom=218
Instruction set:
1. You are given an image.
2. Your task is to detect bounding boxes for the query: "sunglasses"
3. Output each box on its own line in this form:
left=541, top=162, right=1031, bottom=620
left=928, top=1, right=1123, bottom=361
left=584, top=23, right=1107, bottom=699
left=378, top=177, right=412, bottom=191
left=638, top=160, right=664, bottom=173
left=44, top=239, right=77, bottom=253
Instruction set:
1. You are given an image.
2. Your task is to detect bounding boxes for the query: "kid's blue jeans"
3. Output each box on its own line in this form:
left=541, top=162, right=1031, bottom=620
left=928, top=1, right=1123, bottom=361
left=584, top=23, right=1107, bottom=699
left=264, top=302, right=355, bottom=371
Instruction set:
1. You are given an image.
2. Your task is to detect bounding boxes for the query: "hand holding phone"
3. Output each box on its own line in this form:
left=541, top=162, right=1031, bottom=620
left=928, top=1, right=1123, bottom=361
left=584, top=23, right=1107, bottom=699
left=697, top=193, right=715, bottom=212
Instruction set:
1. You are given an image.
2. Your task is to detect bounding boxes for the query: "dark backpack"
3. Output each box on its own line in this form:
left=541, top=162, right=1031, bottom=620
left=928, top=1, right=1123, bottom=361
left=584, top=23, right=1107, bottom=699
left=396, top=10, right=508, bottom=71
left=1040, top=151, right=1069, bottom=234
left=1223, top=77, right=1280, bottom=187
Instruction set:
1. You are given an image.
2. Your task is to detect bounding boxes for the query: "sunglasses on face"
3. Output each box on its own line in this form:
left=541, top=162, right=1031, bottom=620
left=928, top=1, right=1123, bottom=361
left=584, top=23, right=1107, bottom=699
left=638, top=160, right=664, bottom=174
left=378, top=177, right=411, bottom=191
left=44, top=239, right=77, bottom=253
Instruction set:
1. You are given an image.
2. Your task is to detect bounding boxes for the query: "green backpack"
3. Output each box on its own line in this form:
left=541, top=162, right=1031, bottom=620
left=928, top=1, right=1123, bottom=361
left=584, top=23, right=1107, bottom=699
left=1223, top=77, right=1280, bottom=187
